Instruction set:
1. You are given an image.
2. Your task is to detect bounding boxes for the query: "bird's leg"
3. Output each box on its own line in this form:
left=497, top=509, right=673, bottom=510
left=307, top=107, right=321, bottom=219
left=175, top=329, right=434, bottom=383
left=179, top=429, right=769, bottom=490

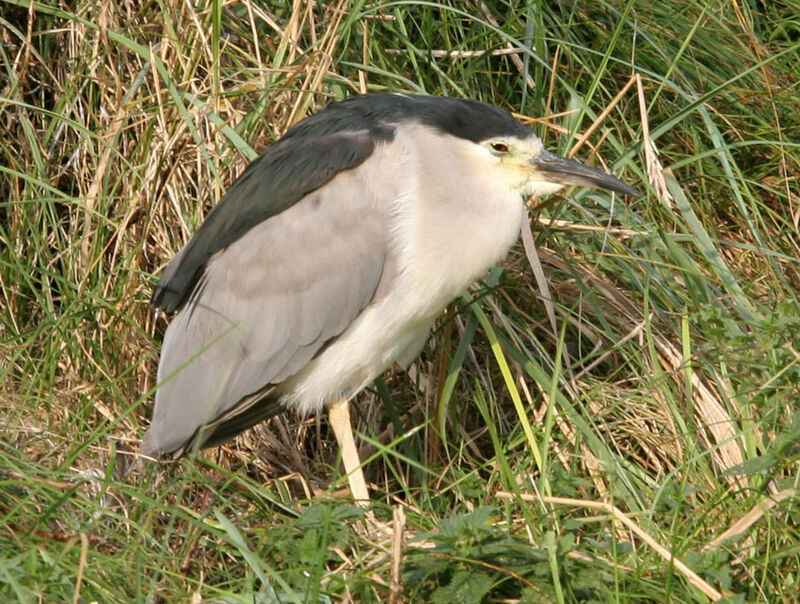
left=328, top=398, right=371, bottom=505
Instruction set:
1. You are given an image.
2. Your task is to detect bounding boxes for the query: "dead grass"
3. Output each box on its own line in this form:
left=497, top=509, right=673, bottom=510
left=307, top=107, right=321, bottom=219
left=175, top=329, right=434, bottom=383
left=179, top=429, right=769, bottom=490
left=2, top=0, right=799, bottom=601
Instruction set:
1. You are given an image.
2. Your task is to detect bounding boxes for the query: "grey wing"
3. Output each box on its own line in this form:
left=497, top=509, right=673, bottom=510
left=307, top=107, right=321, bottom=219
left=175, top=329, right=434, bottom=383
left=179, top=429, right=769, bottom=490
left=150, top=129, right=382, bottom=313
left=142, top=167, right=388, bottom=457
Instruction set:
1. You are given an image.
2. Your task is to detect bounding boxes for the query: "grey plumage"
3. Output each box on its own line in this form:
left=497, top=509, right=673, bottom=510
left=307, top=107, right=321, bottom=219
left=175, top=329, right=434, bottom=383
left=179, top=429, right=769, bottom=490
left=150, top=94, right=531, bottom=314
left=146, top=142, right=391, bottom=455
left=143, top=93, right=638, bottom=458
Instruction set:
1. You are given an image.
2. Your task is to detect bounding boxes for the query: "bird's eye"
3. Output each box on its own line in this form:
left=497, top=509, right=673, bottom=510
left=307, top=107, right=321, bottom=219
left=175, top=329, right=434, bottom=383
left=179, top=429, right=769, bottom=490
left=490, top=142, right=510, bottom=154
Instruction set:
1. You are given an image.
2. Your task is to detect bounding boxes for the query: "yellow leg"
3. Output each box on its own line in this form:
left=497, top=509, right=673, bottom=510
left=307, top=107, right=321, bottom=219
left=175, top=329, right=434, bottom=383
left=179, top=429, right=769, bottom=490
left=328, top=398, right=370, bottom=505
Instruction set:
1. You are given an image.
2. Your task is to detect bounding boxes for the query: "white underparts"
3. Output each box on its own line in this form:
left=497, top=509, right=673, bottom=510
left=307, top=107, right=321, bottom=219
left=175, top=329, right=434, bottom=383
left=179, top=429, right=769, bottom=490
left=277, top=124, right=527, bottom=413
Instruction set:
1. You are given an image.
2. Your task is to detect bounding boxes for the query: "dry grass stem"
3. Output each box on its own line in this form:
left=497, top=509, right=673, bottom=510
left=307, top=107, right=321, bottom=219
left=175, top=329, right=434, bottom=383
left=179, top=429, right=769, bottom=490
left=496, top=492, right=724, bottom=600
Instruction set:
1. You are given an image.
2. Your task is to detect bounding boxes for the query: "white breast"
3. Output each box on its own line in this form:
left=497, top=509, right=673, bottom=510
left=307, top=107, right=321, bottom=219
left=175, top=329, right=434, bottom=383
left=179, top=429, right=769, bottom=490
left=277, top=124, right=525, bottom=413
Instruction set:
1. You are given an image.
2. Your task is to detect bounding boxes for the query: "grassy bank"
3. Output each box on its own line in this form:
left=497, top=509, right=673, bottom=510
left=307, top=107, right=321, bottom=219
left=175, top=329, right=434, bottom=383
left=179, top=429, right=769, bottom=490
left=1, top=0, right=799, bottom=601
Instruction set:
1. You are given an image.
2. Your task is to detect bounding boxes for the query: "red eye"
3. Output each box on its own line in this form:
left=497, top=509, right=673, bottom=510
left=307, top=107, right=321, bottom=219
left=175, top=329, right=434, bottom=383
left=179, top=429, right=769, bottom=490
left=490, top=142, right=509, bottom=154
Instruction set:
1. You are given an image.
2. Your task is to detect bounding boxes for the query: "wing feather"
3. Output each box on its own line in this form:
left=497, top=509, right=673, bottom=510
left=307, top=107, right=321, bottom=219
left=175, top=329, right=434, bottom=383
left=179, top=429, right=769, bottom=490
left=151, top=129, right=384, bottom=313
left=144, top=159, right=388, bottom=456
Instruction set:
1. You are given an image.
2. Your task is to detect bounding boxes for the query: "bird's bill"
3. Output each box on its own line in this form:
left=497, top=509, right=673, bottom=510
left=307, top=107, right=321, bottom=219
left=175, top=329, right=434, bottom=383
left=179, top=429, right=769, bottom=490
left=531, top=150, right=640, bottom=196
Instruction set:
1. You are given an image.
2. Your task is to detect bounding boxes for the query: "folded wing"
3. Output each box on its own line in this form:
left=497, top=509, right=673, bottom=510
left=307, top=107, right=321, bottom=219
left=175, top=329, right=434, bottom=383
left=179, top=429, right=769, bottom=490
left=144, top=131, right=391, bottom=456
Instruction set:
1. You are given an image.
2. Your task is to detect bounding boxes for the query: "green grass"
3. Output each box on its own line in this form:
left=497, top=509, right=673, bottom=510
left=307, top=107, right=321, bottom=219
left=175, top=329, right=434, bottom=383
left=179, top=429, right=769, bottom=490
left=2, top=0, right=799, bottom=601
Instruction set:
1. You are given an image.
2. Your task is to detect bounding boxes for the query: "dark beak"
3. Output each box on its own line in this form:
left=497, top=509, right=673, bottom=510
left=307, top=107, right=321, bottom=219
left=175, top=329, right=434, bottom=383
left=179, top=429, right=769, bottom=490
left=531, top=150, right=640, bottom=196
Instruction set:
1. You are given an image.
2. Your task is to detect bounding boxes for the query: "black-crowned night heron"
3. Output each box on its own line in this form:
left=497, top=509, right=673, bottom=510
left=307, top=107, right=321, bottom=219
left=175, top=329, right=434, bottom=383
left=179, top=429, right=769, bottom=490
left=143, top=93, right=637, bottom=503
